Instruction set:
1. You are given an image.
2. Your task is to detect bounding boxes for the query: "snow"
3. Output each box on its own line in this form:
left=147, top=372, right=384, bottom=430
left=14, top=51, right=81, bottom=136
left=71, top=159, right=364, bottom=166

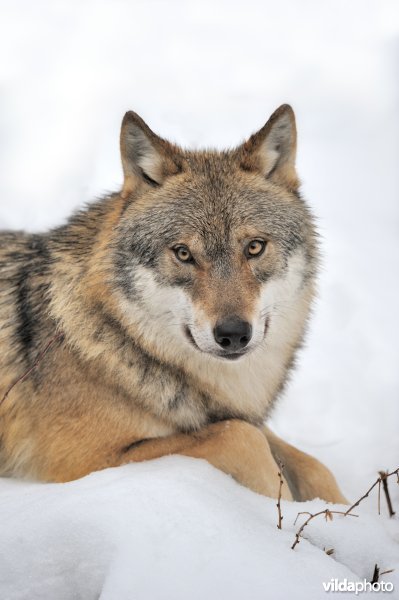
left=0, top=1, right=398, bottom=598
left=1, top=458, right=398, bottom=600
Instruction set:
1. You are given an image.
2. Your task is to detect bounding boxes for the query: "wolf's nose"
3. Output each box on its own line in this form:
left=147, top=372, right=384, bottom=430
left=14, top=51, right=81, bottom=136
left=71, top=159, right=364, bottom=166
left=213, top=318, right=252, bottom=352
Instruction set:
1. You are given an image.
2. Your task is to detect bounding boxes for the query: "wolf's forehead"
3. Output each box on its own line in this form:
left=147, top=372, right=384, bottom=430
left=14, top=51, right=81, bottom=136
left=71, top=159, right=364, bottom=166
left=126, top=155, right=313, bottom=252
left=144, top=182, right=300, bottom=238
left=146, top=199, right=239, bottom=248
left=158, top=182, right=295, bottom=238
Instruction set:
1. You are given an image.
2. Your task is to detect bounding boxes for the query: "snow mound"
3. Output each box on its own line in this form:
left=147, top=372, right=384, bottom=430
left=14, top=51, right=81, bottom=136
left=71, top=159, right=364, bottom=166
left=1, top=457, right=398, bottom=600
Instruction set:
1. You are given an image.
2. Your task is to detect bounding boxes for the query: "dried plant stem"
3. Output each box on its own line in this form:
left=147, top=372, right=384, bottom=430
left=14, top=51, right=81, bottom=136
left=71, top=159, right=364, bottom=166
left=371, top=564, right=380, bottom=584
left=291, top=509, right=357, bottom=550
left=371, top=564, right=395, bottom=583
left=292, top=467, right=399, bottom=551
left=345, top=468, right=399, bottom=517
left=276, top=460, right=284, bottom=530
left=379, top=471, right=396, bottom=517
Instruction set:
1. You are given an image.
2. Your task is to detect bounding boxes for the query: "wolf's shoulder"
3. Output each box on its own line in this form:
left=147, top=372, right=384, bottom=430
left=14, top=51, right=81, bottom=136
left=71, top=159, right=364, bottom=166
left=0, top=230, right=49, bottom=263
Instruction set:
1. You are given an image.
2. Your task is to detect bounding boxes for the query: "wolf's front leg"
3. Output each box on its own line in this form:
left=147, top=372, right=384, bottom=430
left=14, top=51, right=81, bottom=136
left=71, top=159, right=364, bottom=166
left=117, top=420, right=293, bottom=500
left=263, top=426, right=347, bottom=504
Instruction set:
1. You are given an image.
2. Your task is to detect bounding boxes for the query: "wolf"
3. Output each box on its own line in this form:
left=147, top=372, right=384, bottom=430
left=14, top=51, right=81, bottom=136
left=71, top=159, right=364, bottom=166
left=0, top=104, right=346, bottom=503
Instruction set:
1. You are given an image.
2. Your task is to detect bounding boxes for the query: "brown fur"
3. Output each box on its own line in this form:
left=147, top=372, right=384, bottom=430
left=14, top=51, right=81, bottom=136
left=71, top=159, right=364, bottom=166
left=0, top=105, right=346, bottom=504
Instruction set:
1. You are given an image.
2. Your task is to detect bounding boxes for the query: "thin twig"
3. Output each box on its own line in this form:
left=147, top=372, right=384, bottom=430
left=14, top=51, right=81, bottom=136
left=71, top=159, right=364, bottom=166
left=276, top=459, right=284, bottom=530
left=379, top=471, right=396, bottom=517
left=371, top=564, right=380, bottom=584
left=371, top=565, right=395, bottom=583
left=292, top=468, right=399, bottom=551
left=0, top=332, right=64, bottom=409
left=293, top=510, right=313, bottom=526
left=344, top=468, right=399, bottom=516
left=291, top=509, right=357, bottom=550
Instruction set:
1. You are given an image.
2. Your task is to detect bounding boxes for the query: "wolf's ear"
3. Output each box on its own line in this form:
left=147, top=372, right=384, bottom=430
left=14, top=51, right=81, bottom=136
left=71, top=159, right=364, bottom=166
left=240, top=104, right=299, bottom=192
left=120, top=112, right=180, bottom=198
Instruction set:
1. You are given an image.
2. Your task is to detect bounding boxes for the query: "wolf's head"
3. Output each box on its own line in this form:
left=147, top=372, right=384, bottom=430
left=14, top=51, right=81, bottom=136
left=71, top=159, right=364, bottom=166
left=112, top=105, right=318, bottom=364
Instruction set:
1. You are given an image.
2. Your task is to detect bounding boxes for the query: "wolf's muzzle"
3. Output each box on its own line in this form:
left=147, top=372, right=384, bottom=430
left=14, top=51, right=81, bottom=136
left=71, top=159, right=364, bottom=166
left=213, top=318, right=252, bottom=353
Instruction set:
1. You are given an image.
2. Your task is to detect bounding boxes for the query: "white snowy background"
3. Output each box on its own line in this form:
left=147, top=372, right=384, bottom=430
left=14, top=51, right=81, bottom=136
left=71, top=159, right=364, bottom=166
left=0, top=1, right=398, bottom=598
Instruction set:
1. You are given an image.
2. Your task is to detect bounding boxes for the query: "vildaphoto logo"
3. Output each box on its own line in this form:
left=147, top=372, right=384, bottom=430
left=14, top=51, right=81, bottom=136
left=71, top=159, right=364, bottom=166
left=322, top=579, right=394, bottom=594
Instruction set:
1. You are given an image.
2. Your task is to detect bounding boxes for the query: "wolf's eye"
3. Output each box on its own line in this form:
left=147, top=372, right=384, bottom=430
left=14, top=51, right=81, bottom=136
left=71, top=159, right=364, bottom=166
left=245, top=239, right=266, bottom=259
left=173, top=245, right=194, bottom=263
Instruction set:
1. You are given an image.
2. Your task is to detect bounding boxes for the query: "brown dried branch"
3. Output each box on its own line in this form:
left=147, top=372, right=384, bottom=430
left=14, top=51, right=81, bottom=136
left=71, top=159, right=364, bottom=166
left=291, top=509, right=357, bottom=550
left=0, top=332, right=64, bottom=409
left=379, top=471, right=396, bottom=517
left=371, top=564, right=395, bottom=584
left=276, top=459, right=284, bottom=530
left=345, top=468, right=399, bottom=517
left=371, top=564, right=380, bottom=584
left=292, top=468, right=399, bottom=551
